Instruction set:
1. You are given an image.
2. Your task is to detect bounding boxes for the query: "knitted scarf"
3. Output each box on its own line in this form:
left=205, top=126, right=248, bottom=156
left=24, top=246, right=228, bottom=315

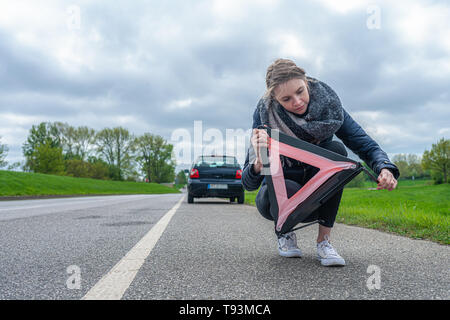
left=249, top=77, right=344, bottom=168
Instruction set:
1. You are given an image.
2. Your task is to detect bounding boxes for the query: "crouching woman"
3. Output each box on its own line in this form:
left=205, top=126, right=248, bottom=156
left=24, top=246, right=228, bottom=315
left=242, top=58, right=399, bottom=266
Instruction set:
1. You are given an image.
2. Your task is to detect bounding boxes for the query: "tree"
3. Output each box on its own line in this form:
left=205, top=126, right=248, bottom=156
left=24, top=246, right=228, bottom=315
left=73, top=126, right=96, bottom=161
left=29, top=142, right=65, bottom=175
left=23, top=122, right=63, bottom=171
left=0, top=136, right=8, bottom=168
left=406, top=154, right=424, bottom=178
left=7, top=162, right=22, bottom=171
left=392, top=154, right=409, bottom=178
left=135, top=133, right=176, bottom=183
left=422, top=138, right=449, bottom=184
left=392, top=153, right=425, bottom=179
left=53, top=122, right=76, bottom=159
left=95, top=127, right=136, bottom=180
left=95, top=128, right=115, bottom=167
left=55, top=123, right=96, bottom=161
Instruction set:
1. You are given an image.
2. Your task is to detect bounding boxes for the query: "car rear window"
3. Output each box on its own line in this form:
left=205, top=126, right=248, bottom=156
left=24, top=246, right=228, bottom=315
left=195, top=156, right=239, bottom=168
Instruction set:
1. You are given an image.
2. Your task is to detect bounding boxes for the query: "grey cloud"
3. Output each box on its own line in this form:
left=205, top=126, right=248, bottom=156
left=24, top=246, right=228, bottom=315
left=0, top=0, right=449, bottom=168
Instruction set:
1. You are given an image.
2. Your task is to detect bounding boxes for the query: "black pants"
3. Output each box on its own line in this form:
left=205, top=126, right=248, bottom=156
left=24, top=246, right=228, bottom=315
left=255, top=140, right=347, bottom=231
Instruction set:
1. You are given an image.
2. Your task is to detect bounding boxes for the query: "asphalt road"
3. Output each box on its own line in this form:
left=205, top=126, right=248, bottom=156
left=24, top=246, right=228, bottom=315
left=0, top=193, right=448, bottom=300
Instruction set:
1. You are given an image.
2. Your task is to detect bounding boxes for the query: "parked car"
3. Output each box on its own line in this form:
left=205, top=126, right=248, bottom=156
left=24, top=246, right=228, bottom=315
left=187, top=155, right=245, bottom=204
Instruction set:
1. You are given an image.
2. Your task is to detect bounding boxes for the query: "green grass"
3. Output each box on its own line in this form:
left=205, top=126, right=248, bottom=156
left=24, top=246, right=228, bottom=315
left=245, top=180, right=450, bottom=245
left=0, top=170, right=180, bottom=197
left=360, top=178, right=433, bottom=188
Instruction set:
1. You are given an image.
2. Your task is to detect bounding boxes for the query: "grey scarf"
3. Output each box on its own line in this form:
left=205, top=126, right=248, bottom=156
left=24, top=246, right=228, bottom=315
left=249, top=77, right=344, bottom=167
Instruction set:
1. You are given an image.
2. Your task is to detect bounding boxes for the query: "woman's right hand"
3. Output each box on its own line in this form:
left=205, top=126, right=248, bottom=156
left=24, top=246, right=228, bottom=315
left=251, top=128, right=270, bottom=174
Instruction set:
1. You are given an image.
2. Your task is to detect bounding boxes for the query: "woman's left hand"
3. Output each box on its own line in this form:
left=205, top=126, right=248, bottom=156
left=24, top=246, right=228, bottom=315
left=377, top=169, right=398, bottom=191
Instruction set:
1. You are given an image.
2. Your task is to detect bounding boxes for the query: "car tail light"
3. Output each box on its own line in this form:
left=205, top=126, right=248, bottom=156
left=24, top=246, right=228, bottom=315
left=190, top=168, right=199, bottom=178
left=235, top=169, right=242, bottom=179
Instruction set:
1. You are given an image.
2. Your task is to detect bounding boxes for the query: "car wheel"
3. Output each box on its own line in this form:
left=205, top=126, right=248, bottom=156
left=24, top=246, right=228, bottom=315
left=188, top=194, right=194, bottom=203
left=238, top=193, right=245, bottom=204
left=229, top=197, right=235, bottom=203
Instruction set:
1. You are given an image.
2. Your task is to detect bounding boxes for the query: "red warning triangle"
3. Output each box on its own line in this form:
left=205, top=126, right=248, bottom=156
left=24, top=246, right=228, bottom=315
left=259, top=127, right=377, bottom=234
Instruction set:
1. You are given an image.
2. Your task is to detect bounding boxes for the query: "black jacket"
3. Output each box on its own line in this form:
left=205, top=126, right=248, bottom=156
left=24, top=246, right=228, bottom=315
left=242, top=107, right=400, bottom=191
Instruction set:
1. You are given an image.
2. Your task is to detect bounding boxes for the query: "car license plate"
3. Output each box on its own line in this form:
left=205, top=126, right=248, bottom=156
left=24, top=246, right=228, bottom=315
left=208, top=184, right=228, bottom=189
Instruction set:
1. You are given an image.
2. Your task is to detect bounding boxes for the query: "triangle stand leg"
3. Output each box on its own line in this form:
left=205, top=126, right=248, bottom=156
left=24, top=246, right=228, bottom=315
left=276, top=219, right=326, bottom=237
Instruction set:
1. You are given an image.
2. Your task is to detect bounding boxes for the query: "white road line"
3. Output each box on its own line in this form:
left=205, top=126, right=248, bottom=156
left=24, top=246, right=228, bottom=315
left=0, top=194, right=171, bottom=211
left=82, top=195, right=185, bottom=300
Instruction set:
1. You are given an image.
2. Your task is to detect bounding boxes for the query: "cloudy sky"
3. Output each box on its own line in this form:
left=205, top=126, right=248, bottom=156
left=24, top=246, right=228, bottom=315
left=0, top=0, right=449, bottom=170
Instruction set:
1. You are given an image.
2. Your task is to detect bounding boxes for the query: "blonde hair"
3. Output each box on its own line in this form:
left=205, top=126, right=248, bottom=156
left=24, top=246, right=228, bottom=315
left=264, top=58, right=308, bottom=99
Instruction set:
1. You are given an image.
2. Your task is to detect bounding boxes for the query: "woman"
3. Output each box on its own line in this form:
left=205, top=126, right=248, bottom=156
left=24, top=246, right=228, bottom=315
left=242, top=58, right=399, bottom=267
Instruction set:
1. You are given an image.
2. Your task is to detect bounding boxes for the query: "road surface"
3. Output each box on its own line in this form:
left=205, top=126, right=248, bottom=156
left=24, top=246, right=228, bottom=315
left=0, top=194, right=448, bottom=300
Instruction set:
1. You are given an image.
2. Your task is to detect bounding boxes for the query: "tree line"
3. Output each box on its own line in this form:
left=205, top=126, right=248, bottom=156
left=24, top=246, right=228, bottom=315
left=1, top=122, right=177, bottom=183
left=348, top=138, right=448, bottom=186
left=0, top=132, right=449, bottom=184
left=391, top=138, right=449, bottom=183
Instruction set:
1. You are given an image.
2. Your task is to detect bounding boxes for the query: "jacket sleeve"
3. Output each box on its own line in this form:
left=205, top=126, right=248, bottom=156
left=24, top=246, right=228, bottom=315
left=241, top=107, right=265, bottom=191
left=335, top=109, right=400, bottom=179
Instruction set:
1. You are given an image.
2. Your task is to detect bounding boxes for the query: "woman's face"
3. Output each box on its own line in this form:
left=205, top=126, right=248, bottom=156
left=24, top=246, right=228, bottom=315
left=273, top=78, right=310, bottom=115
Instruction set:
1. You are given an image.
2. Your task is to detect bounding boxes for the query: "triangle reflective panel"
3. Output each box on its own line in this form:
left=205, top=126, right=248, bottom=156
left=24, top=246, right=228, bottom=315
left=258, top=126, right=378, bottom=235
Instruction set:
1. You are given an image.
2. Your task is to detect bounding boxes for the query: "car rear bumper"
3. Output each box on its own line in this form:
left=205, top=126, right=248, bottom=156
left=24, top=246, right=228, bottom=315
left=188, top=179, right=244, bottom=198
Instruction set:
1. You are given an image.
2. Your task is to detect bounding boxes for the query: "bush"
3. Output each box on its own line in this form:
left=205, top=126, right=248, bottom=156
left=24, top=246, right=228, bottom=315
left=345, top=172, right=367, bottom=188
left=430, top=171, right=445, bottom=184
left=65, top=159, right=110, bottom=180
left=65, top=159, right=91, bottom=178
left=90, top=162, right=110, bottom=180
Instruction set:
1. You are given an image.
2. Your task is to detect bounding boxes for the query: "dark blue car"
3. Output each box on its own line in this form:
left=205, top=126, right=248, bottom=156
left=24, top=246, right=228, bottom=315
left=187, top=155, right=245, bottom=204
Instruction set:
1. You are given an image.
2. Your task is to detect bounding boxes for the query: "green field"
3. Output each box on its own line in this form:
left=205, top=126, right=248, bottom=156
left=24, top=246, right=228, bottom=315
left=245, top=179, right=450, bottom=245
left=0, top=170, right=180, bottom=197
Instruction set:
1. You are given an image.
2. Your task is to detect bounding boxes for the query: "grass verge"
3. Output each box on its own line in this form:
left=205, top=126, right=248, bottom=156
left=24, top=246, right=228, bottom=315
left=0, top=170, right=180, bottom=197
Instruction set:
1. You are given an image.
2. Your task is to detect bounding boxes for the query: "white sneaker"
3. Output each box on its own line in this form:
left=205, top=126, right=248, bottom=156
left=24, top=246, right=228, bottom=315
left=278, top=232, right=302, bottom=258
left=316, top=235, right=346, bottom=266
